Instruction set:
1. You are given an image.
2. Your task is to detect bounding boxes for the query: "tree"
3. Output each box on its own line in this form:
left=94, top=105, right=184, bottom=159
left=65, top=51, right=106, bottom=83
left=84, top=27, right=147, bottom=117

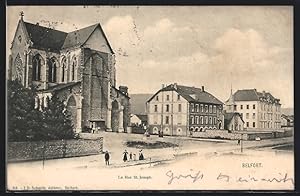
left=7, top=80, right=41, bottom=141
left=41, top=94, right=75, bottom=140
left=7, top=80, right=75, bottom=141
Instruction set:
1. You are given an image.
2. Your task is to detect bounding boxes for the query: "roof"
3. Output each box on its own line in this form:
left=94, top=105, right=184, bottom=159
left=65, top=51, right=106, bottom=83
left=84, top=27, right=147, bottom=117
left=22, top=20, right=114, bottom=53
left=39, top=82, right=81, bottom=93
left=147, top=84, right=223, bottom=105
left=224, top=112, right=244, bottom=129
left=136, top=114, right=147, bottom=122
left=24, top=22, right=67, bottom=52
left=230, top=89, right=280, bottom=104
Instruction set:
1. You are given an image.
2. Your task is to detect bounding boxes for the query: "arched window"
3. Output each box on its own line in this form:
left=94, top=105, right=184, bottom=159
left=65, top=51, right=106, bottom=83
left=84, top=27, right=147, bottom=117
left=71, top=57, right=77, bottom=81
left=47, top=57, right=57, bottom=82
left=32, top=54, right=43, bottom=81
left=14, top=54, right=23, bottom=82
left=61, top=57, right=67, bottom=82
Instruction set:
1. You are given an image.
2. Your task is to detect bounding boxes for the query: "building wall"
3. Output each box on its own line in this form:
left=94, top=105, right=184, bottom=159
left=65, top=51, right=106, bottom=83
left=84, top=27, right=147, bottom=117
left=234, top=100, right=281, bottom=130
left=189, top=102, right=223, bottom=132
left=147, top=90, right=189, bottom=136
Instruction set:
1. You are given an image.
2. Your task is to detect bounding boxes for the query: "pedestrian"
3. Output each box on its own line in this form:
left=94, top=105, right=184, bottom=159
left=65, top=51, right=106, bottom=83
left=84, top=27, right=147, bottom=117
left=139, top=149, right=144, bottom=160
left=104, top=151, right=110, bottom=165
left=237, top=139, right=240, bottom=145
left=133, top=153, right=136, bottom=161
left=123, top=150, right=128, bottom=162
left=129, top=152, right=132, bottom=160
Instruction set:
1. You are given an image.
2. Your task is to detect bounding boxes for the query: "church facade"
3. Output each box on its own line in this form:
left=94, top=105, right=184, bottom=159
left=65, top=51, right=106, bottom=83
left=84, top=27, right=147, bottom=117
left=8, top=16, right=130, bottom=133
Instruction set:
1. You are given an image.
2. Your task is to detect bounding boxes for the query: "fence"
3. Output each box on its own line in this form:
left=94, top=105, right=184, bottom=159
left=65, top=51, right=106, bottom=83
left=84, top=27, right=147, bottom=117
left=7, top=138, right=103, bottom=162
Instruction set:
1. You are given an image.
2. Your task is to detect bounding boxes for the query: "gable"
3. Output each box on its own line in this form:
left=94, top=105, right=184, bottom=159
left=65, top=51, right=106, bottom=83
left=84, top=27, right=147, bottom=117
left=83, top=26, right=113, bottom=54
left=11, top=20, right=29, bottom=50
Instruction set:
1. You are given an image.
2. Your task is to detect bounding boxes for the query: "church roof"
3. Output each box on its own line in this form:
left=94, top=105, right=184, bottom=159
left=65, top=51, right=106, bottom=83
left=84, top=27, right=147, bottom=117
left=147, top=84, right=223, bottom=105
left=24, top=22, right=67, bottom=52
left=22, top=20, right=114, bottom=53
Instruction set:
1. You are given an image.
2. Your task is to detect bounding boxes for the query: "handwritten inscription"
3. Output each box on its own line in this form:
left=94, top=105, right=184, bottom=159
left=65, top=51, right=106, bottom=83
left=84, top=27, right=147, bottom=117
left=165, top=170, right=294, bottom=186
left=165, top=169, right=204, bottom=184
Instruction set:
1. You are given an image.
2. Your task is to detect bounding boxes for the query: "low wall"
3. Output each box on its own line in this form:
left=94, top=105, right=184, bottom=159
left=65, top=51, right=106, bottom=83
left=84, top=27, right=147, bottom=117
left=191, top=129, right=293, bottom=140
left=7, top=138, right=103, bottom=162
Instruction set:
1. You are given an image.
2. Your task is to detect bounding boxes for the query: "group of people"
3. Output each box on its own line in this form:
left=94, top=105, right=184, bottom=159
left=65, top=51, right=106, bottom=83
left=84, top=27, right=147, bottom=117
left=104, top=149, right=145, bottom=166
left=123, top=149, right=144, bottom=162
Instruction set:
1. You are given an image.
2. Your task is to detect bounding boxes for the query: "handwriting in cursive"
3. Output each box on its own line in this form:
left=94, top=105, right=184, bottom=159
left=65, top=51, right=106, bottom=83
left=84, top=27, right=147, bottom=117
left=165, top=169, right=204, bottom=185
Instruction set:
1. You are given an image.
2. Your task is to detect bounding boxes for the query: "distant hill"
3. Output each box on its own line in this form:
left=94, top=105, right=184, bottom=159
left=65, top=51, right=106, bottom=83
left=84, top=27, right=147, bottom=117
left=130, top=94, right=153, bottom=115
left=281, top=108, right=294, bottom=116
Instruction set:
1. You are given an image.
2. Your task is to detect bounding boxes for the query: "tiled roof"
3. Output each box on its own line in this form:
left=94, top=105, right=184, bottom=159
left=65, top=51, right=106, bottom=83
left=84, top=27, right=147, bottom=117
left=148, top=84, right=223, bottom=105
left=39, top=82, right=81, bottom=93
left=61, top=24, right=98, bottom=49
left=232, top=89, right=280, bottom=103
left=136, top=114, right=147, bottom=122
left=24, top=22, right=67, bottom=52
left=22, top=20, right=114, bottom=53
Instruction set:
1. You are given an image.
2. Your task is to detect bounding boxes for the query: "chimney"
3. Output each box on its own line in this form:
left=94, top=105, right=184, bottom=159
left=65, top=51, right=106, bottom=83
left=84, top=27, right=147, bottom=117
left=174, top=83, right=177, bottom=90
left=262, top=90, right=266, bottom=96
left=119, top=86, right=128, bottom=96
left=36, top=22, right=39, bottom=26
left=202, top=86, right=204, bottom=92
left=162, top=84, right=165, bottom=89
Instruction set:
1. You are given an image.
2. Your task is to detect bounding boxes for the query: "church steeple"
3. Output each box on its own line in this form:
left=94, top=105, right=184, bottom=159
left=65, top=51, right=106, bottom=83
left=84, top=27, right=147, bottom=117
left=19, top=11, right=24, bottom=21
left=226, top=84, right=235, bottom=112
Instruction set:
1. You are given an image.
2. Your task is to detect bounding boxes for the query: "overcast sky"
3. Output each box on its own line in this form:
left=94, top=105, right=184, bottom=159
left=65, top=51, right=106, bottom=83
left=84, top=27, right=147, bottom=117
left=6, top=6, right=293, bottom=108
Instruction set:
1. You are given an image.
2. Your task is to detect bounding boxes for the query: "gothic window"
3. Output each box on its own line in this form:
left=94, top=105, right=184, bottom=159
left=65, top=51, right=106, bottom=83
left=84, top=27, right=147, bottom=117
left=61, top=57, right=67, bottom=82
left=47, top=57, right=57, bottom=83
left=71, top=57, right=77, bottom=81
left=32, top=54, right=43, bottom=81
left=14, top=54, right=23, bottom=82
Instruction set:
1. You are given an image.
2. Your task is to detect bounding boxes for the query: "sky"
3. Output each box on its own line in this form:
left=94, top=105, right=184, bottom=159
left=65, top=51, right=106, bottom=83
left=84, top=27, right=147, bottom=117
left=6, top=6, right=294, bottom=108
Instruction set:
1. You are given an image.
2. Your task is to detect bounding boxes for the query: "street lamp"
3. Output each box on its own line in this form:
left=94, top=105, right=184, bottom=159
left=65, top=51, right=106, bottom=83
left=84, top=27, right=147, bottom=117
left=241, top=133, right=243, bottom=153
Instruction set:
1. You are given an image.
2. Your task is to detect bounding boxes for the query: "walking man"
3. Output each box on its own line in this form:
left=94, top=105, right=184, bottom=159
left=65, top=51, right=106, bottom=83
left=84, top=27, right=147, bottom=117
left=105, top=151, right=110, bottom=165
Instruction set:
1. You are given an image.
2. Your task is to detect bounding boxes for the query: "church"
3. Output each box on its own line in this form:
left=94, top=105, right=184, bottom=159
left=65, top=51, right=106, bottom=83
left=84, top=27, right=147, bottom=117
left=8, top=14, right=131, bottom=133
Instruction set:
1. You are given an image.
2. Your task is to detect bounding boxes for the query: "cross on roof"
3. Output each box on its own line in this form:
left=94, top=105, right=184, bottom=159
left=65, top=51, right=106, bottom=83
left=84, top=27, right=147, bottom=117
left=19, top=11, right=24, bottom=19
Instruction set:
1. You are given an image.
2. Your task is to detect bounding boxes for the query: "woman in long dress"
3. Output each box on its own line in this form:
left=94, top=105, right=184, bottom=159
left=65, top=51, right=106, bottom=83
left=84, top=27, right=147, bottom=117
left=123, top=150, right=128, bottom=162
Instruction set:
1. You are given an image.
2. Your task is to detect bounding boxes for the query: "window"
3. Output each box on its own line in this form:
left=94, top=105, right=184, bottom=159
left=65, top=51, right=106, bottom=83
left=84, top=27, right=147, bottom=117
left=18, top=35, right=22, bottom=43
left=234, top=105, right=237, bottom=111
left=178, top=104, right=182, bottom=112
left=61, top=57, right=67, bottom=82
left=191, top=116, right=194, bottom=124
left=177, top=115, right=182, bottom=125
left=177, top=94, right=180, bottom=100
left=71, top=57, right=76, bottom=81
left=166, top=95, right=170, bottom=101
left=253, top=104, right=256, bottom=109
left=213, top=106, right=216, bottom=113
left=209, top=105, right=212, bottom=113
left=246, top=122, right=249, bottom=127
left=154, top=105, right=158, bottom=112
left=209, top=117, right=212, bottom=124
left=253, top=122, right=256, bottom=128
left=165, top=116, right=169, bottom=124
left=246, top=105, right=249, bottom=109
left=32, top=54, right=43, bottom=81
left=246, top=113, right=249, bottom=119
left=252, top=113, right=256, bottom=119
left=200, top=116, right=203, bottom=124
left=191, top=103, right=194, bottom=112
left=156, top=96, right=159, bottom=101
left=195, top=116, right=199, bottom=124
left=200, top=104, right=204, bottom=112
left=47, top=58, right=57, bottom=83
left=240, top=105, right=243, bottom=110
left=205, top=105, right=208, bottom=113
left=213, top=117, right=216, bottom=125
left=239, top=125, right=241, bottom=130
left=205, top=116, right=208, bottom=124
left=195, top=104, right=199, bottom=112
left=166, top=104, right=169, bottom=112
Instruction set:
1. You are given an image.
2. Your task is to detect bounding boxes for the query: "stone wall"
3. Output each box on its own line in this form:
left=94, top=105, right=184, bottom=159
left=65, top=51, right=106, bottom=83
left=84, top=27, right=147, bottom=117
left=7, top=138, right=103, bottom=162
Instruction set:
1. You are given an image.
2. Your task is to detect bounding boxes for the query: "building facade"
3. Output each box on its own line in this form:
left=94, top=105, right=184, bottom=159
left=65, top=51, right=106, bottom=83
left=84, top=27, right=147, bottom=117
left=225, top=89, right=281, bottom=130
left=8, top=16, right=130, bottom=133
left=224, top=112, right=244, bottom=131
left=146, top=83, right=224, bottom=136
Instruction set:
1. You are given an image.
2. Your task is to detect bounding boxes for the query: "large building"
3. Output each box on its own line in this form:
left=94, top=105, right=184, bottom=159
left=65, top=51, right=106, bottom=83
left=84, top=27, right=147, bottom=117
left=225, top=89, right=281, bottom=130
left=8, top=15, right=130, bottom=133
left=146, top=83, right=224, bottom=136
